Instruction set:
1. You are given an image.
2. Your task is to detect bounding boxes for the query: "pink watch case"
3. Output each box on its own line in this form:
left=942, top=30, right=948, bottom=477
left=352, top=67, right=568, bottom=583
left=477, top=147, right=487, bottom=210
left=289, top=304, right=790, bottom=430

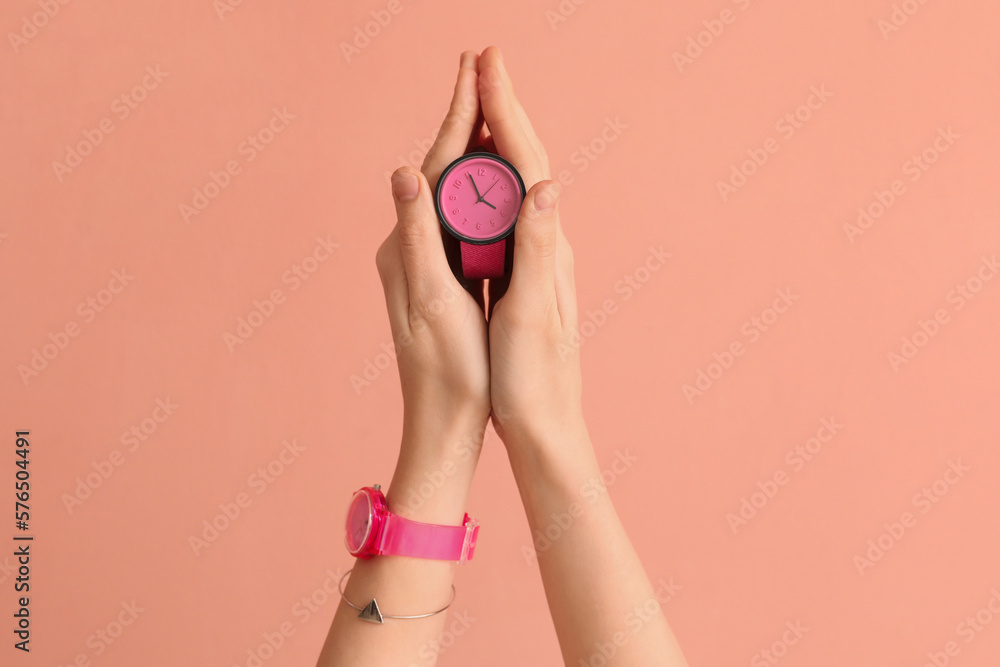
left=344, top=485, right=479, bottom=562
left=434, top=151, right=525, bottom=280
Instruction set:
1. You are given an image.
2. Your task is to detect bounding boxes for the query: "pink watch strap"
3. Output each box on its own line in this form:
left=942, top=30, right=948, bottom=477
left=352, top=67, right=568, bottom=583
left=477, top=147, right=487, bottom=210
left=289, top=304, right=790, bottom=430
left=379, top=512, right=480, bottom=562
left=460, top=239, right=506, bottom=279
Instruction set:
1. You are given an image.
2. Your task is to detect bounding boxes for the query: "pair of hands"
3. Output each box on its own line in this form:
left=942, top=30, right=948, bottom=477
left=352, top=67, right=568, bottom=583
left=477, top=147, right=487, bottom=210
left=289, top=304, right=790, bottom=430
left=375, top=47, right=583, bottom=462
left=325, top=47, right=687, bottom=667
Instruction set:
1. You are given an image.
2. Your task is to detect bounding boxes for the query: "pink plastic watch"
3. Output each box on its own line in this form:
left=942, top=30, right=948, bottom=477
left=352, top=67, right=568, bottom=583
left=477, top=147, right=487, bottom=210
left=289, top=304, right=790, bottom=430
left=344, top=484, right=479, bottom=562
left=434, top=152, right=525, bottom=280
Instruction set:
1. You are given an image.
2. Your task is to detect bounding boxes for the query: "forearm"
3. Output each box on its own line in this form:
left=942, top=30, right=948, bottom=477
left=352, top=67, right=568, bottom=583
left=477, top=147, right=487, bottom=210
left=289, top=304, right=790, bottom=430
left=506, top=423, right=688, bottom=667
left=316, top=408, right=485, bottom=667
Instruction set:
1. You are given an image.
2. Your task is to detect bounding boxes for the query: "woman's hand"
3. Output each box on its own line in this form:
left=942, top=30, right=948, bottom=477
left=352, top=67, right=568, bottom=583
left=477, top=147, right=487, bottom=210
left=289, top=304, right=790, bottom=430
left=477, top=47, right=587, bottom=454
left=476, top=49, right=688, bottom=666
left=374, top=52, right=492, bottom=522
left=318, top=52, right=497, bottom=667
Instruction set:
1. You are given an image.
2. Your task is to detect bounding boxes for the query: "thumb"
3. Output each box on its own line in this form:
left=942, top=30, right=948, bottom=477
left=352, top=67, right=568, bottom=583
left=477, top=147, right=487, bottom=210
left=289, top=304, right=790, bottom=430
left=508, top=180, right=561, bottom=298
left=390, top=166, right=451, bottom=299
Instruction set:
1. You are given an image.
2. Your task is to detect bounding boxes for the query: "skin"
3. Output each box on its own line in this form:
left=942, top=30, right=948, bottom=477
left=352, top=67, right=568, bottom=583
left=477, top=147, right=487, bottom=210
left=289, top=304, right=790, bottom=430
left=316, top=47, right=689, bottom=667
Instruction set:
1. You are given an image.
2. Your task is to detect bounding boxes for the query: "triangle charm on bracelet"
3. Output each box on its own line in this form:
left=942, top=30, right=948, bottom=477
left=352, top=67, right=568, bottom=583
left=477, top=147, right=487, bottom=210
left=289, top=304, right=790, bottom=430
left=358, top=598, right=384, bottom=624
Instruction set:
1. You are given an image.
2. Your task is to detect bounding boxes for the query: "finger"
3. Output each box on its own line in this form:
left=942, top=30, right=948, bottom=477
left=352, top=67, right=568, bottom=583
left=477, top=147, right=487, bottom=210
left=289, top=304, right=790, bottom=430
left=480, top=46, right=547, bottom=163
left=464, top=106, right=486, bottom=153
left=478, top=48, right=548, bottom=183
left=506, top=180, right=562, bottom=312
left=422, top=51, right=481, bottom=188
left=488, top=201, right=566, bottom=322
left=390, top=166, right=453, bottom=304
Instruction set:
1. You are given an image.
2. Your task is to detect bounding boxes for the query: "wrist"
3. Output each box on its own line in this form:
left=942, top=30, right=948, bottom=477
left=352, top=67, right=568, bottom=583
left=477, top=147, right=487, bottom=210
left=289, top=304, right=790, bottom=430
left=386, top=410, right=488, bottom=524
left=504, top=423, right=602, bottom=510
left=403, top=388, right=489, bottom=441
left=494, top=407, right=588, bottom=457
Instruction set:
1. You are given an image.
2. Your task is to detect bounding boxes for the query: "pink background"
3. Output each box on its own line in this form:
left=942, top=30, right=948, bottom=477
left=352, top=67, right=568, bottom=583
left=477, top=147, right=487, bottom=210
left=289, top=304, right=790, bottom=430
left=2, top=0, right=999, bottom=665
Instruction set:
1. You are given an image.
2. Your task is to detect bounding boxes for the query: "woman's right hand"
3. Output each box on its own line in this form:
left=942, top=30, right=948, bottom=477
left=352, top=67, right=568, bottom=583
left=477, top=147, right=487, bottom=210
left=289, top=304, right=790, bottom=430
left=476, top=47, right=588, bottom=455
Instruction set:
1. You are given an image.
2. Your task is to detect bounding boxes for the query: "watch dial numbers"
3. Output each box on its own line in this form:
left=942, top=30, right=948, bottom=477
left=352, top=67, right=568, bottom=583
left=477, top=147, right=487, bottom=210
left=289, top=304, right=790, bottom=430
left=440, top=160, right=520, bottom=239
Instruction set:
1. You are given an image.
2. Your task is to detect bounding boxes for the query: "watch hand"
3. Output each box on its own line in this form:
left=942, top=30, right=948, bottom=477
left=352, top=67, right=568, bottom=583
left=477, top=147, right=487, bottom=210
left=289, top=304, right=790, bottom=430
left=477, top=179, right=501, bottom=209
left=480, top=179, right=500, bottom=198
left=467, top=173, right=483, bottom=201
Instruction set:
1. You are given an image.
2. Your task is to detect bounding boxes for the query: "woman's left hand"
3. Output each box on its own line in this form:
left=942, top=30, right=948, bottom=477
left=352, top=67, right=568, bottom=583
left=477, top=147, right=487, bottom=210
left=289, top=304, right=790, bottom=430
left=374, top=51, right=491, bottom=521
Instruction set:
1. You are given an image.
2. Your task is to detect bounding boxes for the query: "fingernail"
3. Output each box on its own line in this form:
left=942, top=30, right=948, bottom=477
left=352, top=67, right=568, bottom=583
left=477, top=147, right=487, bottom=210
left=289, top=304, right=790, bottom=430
left=391, top=171, right=419, bottom=202
left=497, top=47, right=504, bottom=63
left=460, top=51, right=475, bottom=69
left=533, top=182, right=561, bottom=213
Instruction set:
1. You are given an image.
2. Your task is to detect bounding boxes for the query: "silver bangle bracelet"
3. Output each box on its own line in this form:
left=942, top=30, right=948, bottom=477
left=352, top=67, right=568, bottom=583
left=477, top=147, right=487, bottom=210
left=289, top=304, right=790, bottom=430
left=338, top=568, right=456, bottom=624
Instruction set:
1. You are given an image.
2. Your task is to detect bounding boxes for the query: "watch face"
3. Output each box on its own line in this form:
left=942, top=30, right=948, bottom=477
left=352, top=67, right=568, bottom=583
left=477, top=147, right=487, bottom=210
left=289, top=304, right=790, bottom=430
left=345, top=490, right=373, bottom=555
left=435, top=152, right=525, bottom=244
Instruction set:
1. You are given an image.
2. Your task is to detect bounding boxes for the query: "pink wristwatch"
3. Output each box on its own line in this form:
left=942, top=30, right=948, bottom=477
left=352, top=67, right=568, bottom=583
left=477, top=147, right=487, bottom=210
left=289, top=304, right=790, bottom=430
left=344, top=484, right=479, bottom=562
left=434, top=152, right=525, bottom=280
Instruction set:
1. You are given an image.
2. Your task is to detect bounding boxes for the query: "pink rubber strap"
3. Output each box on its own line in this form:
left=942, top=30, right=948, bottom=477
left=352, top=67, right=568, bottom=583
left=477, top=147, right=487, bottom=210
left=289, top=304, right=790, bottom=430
left=379, top=513, right=480, bottom=562
left=460, top=239, right=506, bottom=279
